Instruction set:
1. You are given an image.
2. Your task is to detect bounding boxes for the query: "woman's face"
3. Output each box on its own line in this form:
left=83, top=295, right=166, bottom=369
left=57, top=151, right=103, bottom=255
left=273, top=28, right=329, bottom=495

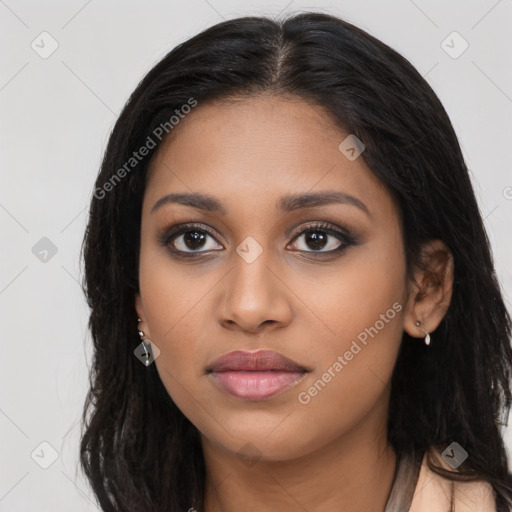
left=136, top=94, right=411, bottom=462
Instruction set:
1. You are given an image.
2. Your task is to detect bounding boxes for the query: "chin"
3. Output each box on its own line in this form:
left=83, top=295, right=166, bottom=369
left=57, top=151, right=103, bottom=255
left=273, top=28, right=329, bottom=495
left=207, top=424, right=321, bottom=463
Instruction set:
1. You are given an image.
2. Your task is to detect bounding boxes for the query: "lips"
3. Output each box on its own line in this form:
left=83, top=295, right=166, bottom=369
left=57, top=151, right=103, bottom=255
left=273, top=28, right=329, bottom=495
left=207, top=350, right=307, bottom=373
left=206, top=350, right=309, bottom=401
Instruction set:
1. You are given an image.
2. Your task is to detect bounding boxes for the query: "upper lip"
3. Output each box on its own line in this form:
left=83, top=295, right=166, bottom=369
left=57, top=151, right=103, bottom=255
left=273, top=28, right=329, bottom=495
left=207, top=350, right=308, bottom=373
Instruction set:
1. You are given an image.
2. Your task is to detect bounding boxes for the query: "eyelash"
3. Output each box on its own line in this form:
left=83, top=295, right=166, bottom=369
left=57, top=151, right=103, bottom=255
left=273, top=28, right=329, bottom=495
left=158, top=221, right=358, bottom=259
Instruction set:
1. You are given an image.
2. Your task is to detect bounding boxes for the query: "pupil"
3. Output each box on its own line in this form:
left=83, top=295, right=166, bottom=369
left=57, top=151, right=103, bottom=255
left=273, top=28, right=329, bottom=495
left=307, top=232, right=327, bottom=250
left=181, top=230, right=328, bottom=251
left=184, top=230, right=205, bottom=250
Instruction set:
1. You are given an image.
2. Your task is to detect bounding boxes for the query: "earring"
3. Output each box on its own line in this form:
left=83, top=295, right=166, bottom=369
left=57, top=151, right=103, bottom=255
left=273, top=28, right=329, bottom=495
left=415, top=320, right=431, bottom=346
left=137, top=318, right=152, bottom=366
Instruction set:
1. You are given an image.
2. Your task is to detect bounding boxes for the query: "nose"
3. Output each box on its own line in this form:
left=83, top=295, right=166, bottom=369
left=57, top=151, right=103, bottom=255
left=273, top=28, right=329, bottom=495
left=216, top=250, right=294, bottom=334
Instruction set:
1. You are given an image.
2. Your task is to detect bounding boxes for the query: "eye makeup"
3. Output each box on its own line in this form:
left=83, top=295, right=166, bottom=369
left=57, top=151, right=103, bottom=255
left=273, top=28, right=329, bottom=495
left=157, top=219, right=361, bottom=260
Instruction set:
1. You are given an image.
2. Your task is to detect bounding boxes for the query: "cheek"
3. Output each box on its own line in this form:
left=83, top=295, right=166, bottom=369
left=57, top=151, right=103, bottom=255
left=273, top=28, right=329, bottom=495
left=137, top=252, right=210, bottom=400
left=301, top=241, right=406, bottom=350
left=290, top=246, right=406, bottom=421
left=148, top=307, right=209, bottom=424
left=138, top=240, right=213, bottom=349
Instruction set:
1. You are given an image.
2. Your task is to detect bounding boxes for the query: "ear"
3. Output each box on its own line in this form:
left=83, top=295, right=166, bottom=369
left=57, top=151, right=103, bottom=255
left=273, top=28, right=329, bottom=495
left=402, top=239, right=454, bottom=340
left=135, top=293, right=150, bottom=338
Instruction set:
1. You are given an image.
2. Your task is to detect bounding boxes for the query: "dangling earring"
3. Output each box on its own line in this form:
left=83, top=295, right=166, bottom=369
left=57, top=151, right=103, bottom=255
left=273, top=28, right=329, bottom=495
left=137, top=318, right=152, bottom=366
left=415, top=320, right=431, bottom=346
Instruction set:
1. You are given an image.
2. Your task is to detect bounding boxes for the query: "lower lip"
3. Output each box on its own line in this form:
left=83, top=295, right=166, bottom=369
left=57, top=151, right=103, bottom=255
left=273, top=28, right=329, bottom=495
left=209, top=371, right=306, bottom=400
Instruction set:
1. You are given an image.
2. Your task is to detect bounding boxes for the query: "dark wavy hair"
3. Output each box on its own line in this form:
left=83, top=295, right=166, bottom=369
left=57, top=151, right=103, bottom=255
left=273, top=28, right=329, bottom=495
left=79, top=11, right=512, bottom=511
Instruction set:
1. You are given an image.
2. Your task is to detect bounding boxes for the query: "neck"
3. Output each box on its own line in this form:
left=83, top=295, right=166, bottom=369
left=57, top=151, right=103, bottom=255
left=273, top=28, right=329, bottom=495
left=202, top=409, right=397, bottom=512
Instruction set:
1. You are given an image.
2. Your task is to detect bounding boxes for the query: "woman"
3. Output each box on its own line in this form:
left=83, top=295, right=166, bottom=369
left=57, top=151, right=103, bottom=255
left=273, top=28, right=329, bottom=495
left=79, top=11, right=512, bottom=511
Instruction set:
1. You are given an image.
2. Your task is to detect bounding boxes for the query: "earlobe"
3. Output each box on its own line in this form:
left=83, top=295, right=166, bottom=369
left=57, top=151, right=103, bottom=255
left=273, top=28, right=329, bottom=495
left=402, top=240, right=454, bottom=343
left=135, top=293, right=149, bottom=336
left=135, top=293, right=143, bottom=321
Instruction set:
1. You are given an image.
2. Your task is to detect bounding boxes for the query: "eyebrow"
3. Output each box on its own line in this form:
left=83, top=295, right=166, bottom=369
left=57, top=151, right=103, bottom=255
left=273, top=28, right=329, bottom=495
left=151, top=190, right=371, bottom=218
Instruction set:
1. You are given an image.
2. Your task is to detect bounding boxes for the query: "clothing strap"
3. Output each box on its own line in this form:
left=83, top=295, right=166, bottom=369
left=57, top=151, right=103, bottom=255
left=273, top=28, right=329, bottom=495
left=384, top=450, right=424, bottom=512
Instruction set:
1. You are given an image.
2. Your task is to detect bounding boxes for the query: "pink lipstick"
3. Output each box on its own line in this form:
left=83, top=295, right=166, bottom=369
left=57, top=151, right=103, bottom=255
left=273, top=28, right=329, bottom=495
left=206, top=350, right=308, bottom=400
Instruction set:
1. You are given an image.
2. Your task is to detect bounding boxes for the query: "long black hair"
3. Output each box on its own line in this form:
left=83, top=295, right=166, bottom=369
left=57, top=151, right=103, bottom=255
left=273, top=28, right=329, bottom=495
left=79, top=11, right=512, bottom=511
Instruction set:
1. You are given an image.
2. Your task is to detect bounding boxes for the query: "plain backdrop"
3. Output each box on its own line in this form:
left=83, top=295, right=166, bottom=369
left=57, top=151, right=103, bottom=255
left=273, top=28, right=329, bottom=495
left=1, top=0, right=511, bottom=510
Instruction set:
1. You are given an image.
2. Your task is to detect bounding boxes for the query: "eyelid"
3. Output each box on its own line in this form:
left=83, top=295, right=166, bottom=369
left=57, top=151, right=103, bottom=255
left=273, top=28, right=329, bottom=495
left=290, top=221, right=355, bottom=242
left=159, top=220, right=358, bottom=255
left=158, top=222, right=223, bottom=249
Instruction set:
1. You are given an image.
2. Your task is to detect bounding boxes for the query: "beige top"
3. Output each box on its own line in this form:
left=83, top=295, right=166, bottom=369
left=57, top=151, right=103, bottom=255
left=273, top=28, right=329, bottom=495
left=409, top=450, right=497, bottom=511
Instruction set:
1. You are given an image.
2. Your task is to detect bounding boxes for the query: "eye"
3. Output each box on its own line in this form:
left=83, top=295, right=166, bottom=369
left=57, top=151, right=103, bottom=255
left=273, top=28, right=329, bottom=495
left=287, top=222, right=356, bottom=254
left=160, top=223, right=223, bottom=256
left=159, top=221, right=357, bottom=258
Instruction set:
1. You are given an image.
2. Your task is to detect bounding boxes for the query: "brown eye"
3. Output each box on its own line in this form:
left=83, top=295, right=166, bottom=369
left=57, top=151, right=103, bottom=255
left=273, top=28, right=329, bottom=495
left=160, top=224, right=223, bottom=255
left=288, top=222, right=357, bottom=254
left=178, top=230, right=208, bottom=251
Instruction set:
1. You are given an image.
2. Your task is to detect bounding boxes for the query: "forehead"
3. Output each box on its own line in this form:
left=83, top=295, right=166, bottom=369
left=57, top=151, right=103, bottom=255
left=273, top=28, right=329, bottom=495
left=144, top=95, right=393, bottom=221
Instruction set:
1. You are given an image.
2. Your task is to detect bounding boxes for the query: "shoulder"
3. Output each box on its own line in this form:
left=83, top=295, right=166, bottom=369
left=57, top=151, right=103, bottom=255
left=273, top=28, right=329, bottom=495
left=409, top=448, right=496, bottom=512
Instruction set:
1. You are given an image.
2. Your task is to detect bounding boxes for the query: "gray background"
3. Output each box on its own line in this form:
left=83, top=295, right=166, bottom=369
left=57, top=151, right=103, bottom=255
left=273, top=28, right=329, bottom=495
left=1, top=0, right=511, bottom=510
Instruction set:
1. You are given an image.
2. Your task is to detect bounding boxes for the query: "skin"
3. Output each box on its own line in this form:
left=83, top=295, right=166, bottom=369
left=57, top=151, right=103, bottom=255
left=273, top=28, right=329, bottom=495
left=135, top=94, right=454, bottom=512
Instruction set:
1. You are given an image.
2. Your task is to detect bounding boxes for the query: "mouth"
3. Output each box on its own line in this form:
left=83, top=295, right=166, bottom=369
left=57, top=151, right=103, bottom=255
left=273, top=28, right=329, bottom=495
left=206, top=350, right=309, bottom=401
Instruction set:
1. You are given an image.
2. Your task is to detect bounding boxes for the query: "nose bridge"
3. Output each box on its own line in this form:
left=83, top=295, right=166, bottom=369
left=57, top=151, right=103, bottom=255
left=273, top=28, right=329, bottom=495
left=230, top=237, right=275, bottom=304
left=218, top=236, right=292, bottom=331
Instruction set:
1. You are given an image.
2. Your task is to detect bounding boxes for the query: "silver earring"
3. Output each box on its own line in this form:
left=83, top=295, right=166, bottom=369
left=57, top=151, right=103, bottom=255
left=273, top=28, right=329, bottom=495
left=415, top=320, right=431, bottom=346
left=137, top=318, right=151, bottom=366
